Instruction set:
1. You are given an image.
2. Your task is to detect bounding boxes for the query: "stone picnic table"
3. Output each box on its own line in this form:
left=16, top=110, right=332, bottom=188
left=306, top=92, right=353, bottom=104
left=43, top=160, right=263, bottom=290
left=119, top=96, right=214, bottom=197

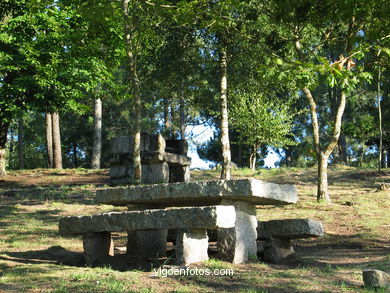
left=60, top=179, right=298, bottom=265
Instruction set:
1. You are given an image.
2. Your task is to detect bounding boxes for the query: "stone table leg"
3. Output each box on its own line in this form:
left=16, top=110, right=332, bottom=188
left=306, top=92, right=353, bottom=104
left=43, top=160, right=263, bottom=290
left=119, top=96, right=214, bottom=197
left=263, top=238, right=294, bottom=263
left=83, top=232, right=114, bottom=266
left=126, top=204, right=167, bottom=259
left=217, top=200, right=257, bottom=264
left=127, top=229, right=167, bottom=259
left=176, top=229, right=209, bottom=265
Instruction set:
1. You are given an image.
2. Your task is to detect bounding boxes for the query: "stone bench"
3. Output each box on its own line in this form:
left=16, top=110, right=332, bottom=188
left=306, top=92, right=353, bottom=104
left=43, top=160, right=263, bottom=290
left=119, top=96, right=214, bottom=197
left=95, top=179, right=298, bottom=264
left=109, top=134, right=191, bottom=185
left=59, top=205, right=236, bottom=266
left=256, top=219, right=324, bottom=263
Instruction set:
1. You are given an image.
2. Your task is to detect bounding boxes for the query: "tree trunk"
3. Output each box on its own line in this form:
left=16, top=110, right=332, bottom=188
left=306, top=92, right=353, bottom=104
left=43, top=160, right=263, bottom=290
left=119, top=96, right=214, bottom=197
left=219, top=45, right=231, bottom=180
left=317, top=153, right=331, bottom=202
left=250, top=145, right=257, bottom=171
left=179, top=93, right=186, bottom=140
left=52, top=112, right=63, bottom=169
left=91, top=98, right=102, bottom=169
left=0, top=122, right=9, bottom=177
left=285, top=147, right=292, bottom=167
left=378, top=66, right=382, bottom=172
left=164, top=97, right=171, bottom=136
left=73, top=144, right=78, bottom=168
left=238, top=144, right=243, bottom=168
left=359, top=144, right=365, bottom=167
left=18, top=117, right=25, bottom=169
left=338, top=134, right=349, bottom=165
left=122, top=0, right=141, bottom=184
left=45, top=113, right=54, bottom=168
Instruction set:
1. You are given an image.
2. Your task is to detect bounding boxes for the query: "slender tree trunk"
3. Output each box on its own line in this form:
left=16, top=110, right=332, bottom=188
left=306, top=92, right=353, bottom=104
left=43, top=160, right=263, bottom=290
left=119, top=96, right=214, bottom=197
left=45, top=113, right=54, bottom=168
left=250, top=145, right=257, bottom=171
left=359, top=144, right=365, bottom=167
left=52, top=112, right=62, bottom=169
left=238, top=144, right=243, bottom=167
left=179, top=92, right=186, bottom=140
left=285, top=147, right=293, bottom=167
left=303, top=87, right=346, bottom=203
left=18, top=117, right=25, bottom=169
left=91, top=98, right=102, bottom=169
left=317, top=153, right=331, bottom=202
left=338, top=134, right=348, bottom=165
left=219, top=45, right=231, bottom=180
left=73, top=144, right=78, bottom=168
left=164, top=97, right=171, bottom=136
left=122, top=0, right=141, bottom=184
left=0, top=122, right=9, bottom=177
left=378, top=66, right=382, bottom=172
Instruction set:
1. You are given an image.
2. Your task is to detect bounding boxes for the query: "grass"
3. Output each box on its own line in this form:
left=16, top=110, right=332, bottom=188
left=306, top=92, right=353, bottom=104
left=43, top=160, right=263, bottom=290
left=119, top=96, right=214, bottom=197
left=0, top=167, right=389, bottom=292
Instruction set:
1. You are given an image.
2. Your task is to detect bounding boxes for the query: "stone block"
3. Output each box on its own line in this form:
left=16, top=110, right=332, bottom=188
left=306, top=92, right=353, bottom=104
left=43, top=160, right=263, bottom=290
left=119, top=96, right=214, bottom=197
left=163, top=153, right=191, bottom=166
left=127, top=229, right=167, bottom=259
left=83, top=232, right=114, bottom=266
left=165, top=139, right=188, bottom=155
left=59, top=205, right=236, bottom=235
left=169, top=166, right=190, bottom=183
left=176, top=229, right=209, bottom=265
left=363, top=269, right=390, bottom=289
left=110, top=134, right=166, bottom=155
left=96, top=179, right=298, bottom=206
left=217, top=200, right=257, bottom=264
left=263, top=238, right=294, bottom=263
left=142, top=162, right=169, bottom=184
left=257, top=219, right=324, bottom=239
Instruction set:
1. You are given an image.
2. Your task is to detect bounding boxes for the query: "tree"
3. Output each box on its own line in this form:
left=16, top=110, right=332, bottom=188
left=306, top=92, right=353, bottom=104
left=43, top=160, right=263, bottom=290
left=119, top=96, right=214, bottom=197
left=252, top=0, right=388, bottom=202
left=230, top=92, right=297, bottom=170
left=91, top=98, right=102, bottom=169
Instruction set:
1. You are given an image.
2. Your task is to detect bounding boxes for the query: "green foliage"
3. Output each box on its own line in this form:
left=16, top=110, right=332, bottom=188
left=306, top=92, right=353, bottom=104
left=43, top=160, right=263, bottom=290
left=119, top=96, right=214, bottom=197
left=229, top=92, right=297, bottom=149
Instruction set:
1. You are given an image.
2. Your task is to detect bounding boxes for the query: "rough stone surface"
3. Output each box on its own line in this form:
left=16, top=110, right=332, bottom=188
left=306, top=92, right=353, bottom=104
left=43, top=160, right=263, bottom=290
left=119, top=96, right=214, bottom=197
left=169, top=166, right=190, bottom=183
left=83, top=232, right=114, bottom=265
left=59, top=205, right=236, bottom=235
left=263, top=238, right=294, bottom=263
left=96, top=179, right=298, bottom=206
left=176, top=229, right=209, bottom=265
left=217, top=200, right=257, bottom=264
left=165, top=139, right=188, bottom=155
left=163, top=153, right=191, bottom=166
left=111, top=134, right=166, bottom=155
left=142, top=163, right=170, bottom=184
left=363, top=269, right=390, bottom=289
left=127, top=229, right=167, bottom=259
left=257, top=219, right=324, bottom=239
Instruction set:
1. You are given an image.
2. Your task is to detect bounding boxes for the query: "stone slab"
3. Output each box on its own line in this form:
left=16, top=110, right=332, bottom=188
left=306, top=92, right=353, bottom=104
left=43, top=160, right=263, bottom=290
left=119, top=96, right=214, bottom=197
left=363, top=269, right=390, bottom=289
left=257, top=219, right=324, bottom=239
left=59, top=205, right=236, bottom=235
left=217, top=200, right=257, bottom=264
left=127, top=229, right=167, bottom=258
left=263, top=238, right=294, bottom=263
left=111, top=134, right=166, bottom=155
left=96, top=179, right=298, bottom=206
left=83, top=232, right=114, bottom=266
left=176, top=229, right=209, bottom=265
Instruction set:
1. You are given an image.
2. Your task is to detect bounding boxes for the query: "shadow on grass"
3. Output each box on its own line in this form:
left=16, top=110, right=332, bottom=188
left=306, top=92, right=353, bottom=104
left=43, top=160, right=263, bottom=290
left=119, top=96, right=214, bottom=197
left=1, top=246, right=84, bottom=267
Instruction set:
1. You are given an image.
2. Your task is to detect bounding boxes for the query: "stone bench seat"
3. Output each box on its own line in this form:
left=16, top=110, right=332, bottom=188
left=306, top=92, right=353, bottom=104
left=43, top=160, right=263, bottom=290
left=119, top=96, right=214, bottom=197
left=96, top=179, right=298, bottom=207
left=59, top=206, right=236, bottom=266
left=256, top=219, right=324, bottom=263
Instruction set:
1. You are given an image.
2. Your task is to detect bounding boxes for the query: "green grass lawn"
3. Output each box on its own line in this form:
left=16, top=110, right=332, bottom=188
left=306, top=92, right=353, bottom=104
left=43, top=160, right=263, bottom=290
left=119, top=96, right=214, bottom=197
left=0, top=167, right=389, bottom=292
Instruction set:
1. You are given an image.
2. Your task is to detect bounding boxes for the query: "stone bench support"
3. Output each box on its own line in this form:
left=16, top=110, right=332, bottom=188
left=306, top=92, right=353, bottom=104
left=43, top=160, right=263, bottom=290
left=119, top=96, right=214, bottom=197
left=176, top=229, right=209, bottom=265
left=257, top=219, right=324, bottom=263
left=217, top=200, right=257, bottom=264
left=59, top=205, right=236, bottom=265
left=83, top=232, right=114, bottom=266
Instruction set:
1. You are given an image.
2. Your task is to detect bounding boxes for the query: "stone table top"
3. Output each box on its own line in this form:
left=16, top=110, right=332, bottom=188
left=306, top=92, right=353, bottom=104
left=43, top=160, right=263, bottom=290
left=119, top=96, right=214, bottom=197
left=96, top=179, right=298, bottom=207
